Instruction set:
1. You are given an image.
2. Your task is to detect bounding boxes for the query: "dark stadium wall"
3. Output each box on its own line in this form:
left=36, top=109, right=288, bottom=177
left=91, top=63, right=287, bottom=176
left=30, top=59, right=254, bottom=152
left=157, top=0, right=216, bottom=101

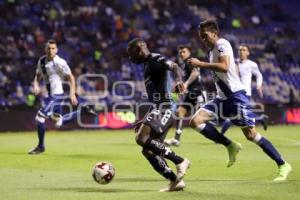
left=0, top=105, right=299, bottom=132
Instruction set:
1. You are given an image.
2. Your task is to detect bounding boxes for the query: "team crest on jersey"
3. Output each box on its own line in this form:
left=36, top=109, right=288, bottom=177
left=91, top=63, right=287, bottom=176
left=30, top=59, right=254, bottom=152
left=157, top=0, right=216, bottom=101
left=156, top=56, right=164, bottom=62
left=218, top=45, right=226, bottom=53
left=212, top=71, right=218, bottom=80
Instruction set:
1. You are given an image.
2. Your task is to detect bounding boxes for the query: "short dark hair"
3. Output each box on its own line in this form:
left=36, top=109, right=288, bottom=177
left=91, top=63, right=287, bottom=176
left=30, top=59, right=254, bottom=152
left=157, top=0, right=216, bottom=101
left=198, top=20, right=219, bottom=34
left=128, top=38, right=146, bottom=48
left=239, top=43, right=250, bottom=52
left=47, top=39, right=57, bottom=45
left=178, top=44, right=191, bottom=52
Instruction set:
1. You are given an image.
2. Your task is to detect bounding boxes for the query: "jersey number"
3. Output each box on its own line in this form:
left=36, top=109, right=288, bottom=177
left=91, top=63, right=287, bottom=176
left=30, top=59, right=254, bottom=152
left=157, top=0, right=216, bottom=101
left=161, top=109, right=172, bottom=125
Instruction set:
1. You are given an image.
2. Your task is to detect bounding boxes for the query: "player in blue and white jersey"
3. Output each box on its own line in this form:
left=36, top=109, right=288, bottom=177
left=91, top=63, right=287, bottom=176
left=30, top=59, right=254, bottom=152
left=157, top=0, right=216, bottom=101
left=29, top=40, right=96, bottom=155
left=188, top=20, right=291, bottom=181
left=220, top=44, right=268, bottom=135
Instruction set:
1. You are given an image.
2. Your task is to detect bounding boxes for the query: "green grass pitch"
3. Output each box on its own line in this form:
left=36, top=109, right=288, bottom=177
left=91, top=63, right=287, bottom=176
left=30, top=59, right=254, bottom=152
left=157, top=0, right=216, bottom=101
left=0, top=125, right=299, bottom=200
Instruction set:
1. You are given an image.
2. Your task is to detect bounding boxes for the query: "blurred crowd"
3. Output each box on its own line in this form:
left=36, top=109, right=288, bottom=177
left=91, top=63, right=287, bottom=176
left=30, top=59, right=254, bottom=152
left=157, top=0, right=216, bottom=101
left=0, top=0, right=299, bottom=107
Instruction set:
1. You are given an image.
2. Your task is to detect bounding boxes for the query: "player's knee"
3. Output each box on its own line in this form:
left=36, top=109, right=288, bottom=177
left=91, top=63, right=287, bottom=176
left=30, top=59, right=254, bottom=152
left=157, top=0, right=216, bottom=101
left=177, top=107, right=187, bottom=118
left=35, top=114, right=46, bottom=124
left=135, top=134, right=143, bottom=146
left=245, top=133, right=255, bottom=141
left=141, top=148, right=152, bottom=157
left=189, top=116, right=204, bottom=129
left=135, top=125, right=151, bottom=146
left=242, top=127, right=258, bottom=142
left=135, top=133, right=148, bottom=146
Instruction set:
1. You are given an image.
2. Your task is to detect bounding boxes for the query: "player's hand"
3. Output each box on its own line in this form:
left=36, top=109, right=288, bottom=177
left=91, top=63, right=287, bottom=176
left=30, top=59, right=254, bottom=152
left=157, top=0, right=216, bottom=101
left=183, top=82, right=188, bottom=91
left=174, top=81, right=185, bottom=94
left=187, top=58, right=205, bottom=68
left=257, top=86, right=263, bottom=98
left=33, top=85, right=41, bottom=95
left=70, top=94, right=78, bottom=106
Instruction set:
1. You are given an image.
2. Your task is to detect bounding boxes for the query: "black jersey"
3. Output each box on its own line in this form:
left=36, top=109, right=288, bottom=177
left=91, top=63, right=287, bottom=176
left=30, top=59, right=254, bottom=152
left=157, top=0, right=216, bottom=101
left=182, top=59, right=204, bottom=92
left=143, top=53, right=176, bottom=107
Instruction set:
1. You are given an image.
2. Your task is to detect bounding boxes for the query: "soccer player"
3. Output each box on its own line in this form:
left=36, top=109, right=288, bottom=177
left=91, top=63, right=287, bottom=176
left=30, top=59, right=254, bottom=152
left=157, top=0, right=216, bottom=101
left=29, top=40, right=96, bottom=155
left=127, top=38, right=190, bottom=192
left=187, top=20, right=291, bottom=181
left=164, top=45, right=206, bottom=146
left=220, top=44, right=269, bottom=135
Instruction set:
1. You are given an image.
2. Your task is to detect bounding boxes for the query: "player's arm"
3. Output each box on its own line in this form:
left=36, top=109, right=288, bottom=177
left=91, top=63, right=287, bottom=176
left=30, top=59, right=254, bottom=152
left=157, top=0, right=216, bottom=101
left=60, top=59, right=78, bottom=105
left=33, top=72, right=42, bottom=95
left=187, top=56, right=229, bottom=73
left=235, top=60, right=240, bottom=78
left=184, top=68, right=199, bottom=89
left=154, top=55, right=185, bottom=93
left=33, top=60, right=43, bottom=95
left=187, top=42, right=231, bottom=73
left=165, top=61, right=185, bottom=94
left=252, top=63, right=263, bottom=97
left=236, top=65, right=240, bottom=77
left=65, top=73, right=78, bottom=106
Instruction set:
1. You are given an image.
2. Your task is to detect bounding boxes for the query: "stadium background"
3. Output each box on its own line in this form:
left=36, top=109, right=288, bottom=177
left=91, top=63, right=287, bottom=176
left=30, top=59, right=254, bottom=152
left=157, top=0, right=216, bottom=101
left=0, top=0, right=300, bottom=131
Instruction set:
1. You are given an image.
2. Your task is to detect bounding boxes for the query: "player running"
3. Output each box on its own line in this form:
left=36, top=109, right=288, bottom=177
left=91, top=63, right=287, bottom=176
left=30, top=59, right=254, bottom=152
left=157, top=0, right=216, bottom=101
left=29, top=40, right=96, bottom=155
left=220, top=44, right=268, bottom=135
left=127, top=38, right=190, bottom=192
left=188, top=20, right=291, bottom=181
left=164, top=45, right=206, bottom=147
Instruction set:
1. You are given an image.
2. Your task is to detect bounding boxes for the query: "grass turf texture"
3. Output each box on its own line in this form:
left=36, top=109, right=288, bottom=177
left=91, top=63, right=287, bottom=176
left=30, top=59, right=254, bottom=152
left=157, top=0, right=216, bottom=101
left=0, top=126, right=299, bottom=200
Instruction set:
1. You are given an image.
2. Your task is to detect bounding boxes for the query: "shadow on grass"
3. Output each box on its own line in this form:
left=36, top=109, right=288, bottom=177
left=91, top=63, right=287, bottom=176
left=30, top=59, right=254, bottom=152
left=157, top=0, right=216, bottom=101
left=40, top=187, right=153, bottom=193
left=116, top=177, right=162, bottom=182
left=186, top=178, right=299, bottom=185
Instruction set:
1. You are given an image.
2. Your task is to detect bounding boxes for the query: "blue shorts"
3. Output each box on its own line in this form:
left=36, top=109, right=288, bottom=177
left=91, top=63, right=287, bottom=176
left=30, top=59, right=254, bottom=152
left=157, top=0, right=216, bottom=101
left=38, top=94, right=64, bottom=118
left=202, top=90, right=256, bottom=127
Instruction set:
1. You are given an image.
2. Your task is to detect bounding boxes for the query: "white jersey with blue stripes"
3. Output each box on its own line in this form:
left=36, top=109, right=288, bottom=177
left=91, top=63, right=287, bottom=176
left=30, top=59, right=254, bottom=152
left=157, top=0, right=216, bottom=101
left=36, top=55, right=71, bottom=95
left=208, top=38, right=244, bottom=99
left=237, top=59, right=263, bottom=96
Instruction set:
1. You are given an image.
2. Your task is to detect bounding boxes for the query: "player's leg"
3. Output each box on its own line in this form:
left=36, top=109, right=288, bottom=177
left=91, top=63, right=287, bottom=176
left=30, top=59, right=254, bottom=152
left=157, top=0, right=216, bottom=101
left=55, top=104, right=97, bottom=128
left=241, top=126, right=292, bottom=181
left=29, top=95, right=59, bottom=154
left=28, top=111, right=47, bottom=154
left=220, top=118, right=232, bottom=135
left=138, top=108, right=191, bottom=180
left=136, top=124, right=185, bottom=167
left=255, top=114, right=269, bottom=131
left=54, top=109, right=80, bottom=127
left=142, top=148, right=177, bottom=182
left=249, top=98, right=269, bottom=130
left=190, top=104, right=242, bottom=167
left=174, top=106, right=187, bottom=141
left=164, top=106, right=187, bottom=146
left=29, top=95, right=61, bottom=154
left=136, top=125, right=186, bottom=191
left=174, top=119, right=183, bottom=141
left=190, top=108, right=232, bottom=146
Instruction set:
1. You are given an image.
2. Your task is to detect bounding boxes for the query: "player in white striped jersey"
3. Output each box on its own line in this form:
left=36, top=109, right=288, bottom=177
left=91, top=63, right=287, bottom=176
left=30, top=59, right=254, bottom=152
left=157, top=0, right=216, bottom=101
left=238, top=45, right=263, bottom=97
left=28, top=40, right=96, bottom=155
left=220, top=44, right=268, bottom=135
left=187, top=20, right=291, bottom=181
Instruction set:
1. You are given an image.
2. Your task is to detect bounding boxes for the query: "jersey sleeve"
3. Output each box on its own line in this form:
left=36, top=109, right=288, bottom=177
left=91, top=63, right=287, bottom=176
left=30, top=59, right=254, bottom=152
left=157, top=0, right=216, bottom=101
left=58, top=58, right=72, bottom=76
left=36, top=58, right=42, bottom=74
left=152, top=54, right=173, bottom=70
left=251, top=62, right=263, bottom=87
left=216, top=41, right=231, bottom=57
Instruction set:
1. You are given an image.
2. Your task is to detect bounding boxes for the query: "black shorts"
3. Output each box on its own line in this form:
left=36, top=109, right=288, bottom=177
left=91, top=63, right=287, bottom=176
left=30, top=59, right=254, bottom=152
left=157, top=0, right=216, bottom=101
left=181, top=90, right=206, bottom=111
left=142, top=108, right=174, bottom=139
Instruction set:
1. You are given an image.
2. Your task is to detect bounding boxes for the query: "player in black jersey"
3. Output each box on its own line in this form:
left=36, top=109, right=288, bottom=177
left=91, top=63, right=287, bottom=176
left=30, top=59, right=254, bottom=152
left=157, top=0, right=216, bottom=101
left=164, top=45, right=207, bottom=147
left=127, top=38, right=190, bottom=192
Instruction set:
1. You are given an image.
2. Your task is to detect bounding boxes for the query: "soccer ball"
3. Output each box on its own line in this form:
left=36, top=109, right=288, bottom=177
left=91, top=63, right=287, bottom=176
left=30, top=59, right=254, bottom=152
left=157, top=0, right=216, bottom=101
left=92, top=161, right=115, bottom=184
